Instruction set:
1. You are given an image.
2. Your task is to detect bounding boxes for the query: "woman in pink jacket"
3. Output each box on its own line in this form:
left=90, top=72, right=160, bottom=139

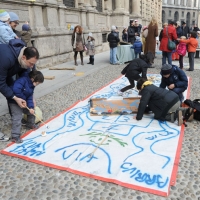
left=176, top=36, right=187, bottom=69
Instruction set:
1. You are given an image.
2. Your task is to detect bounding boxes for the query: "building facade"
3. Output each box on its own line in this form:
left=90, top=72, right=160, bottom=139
left=1, top=0, right=162, bottom=68
left=162, top=0, right=200, bottom=27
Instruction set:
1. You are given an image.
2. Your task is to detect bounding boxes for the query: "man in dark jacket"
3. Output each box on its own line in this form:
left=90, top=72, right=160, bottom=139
left=0, top=39, right=39, bottom=141
left=182, top=22, right=190, bottom=38
left=127, top=20, right=136, bottom=44
left=118, top=52, right=154, bottom=95
left=107, top=25, right=120, bottom=65
left=160, top=64, right=188, bottom=102
left=136, top=78, right=183, bottom=126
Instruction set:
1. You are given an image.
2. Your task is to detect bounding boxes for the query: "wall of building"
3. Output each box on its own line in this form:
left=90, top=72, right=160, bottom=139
left=1, top=0, right=162, bottom=68
left=162, top=0, right=200, bottom=27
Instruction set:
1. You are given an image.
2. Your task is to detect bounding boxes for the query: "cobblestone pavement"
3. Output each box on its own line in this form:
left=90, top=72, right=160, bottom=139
left=0, top=54, right=200, bottom=200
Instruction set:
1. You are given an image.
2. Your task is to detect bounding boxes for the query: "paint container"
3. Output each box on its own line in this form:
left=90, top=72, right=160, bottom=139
left=41, top=131, right=47, bottom=137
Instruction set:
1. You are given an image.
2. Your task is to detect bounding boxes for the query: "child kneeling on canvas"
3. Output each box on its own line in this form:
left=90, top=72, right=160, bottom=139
left=7, top=70, right=44, bottom=143
left=135, top=78, right=188, bottom=126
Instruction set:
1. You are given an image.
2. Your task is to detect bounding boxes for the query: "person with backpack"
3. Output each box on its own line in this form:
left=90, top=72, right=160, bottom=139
left=160, top=64, right=188, bottom=102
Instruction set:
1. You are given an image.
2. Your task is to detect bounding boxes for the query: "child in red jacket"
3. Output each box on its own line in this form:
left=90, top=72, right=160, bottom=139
left=177, top=36, right=187, bottom=69
left=179, top=31, right=198, bottom=71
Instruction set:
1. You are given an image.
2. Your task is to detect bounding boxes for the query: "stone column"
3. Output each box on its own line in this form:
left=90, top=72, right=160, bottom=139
left=29, top=5, right=46, bottom=33
left=83, top=0, right=93, bottom=10
left=114, top=0, right=124, bottom=12
left=131, top=0, right=141, bottom=17
left=177, top=0, right=180, bottom=5
left=183, top=0, right=187, bottom=6
left=105, top=0, right=112, bottom=11
left=124, top=0, right=129, bottom=14
left=163, top=0, right=167, bottom=4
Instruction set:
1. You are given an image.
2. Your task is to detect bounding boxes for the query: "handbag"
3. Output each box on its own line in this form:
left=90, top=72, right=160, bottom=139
left=166, top=27, right=176, bottom=50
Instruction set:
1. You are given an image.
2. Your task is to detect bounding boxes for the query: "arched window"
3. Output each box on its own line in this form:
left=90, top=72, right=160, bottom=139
left=186, top=12, right=191, bottom=27
left=63, top=0, right=75, bottom=7
left=174, top=11, right=179, bottom=22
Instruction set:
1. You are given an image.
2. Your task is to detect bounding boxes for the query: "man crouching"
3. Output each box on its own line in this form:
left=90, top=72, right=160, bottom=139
left=135, top=78, right=185, bottom=126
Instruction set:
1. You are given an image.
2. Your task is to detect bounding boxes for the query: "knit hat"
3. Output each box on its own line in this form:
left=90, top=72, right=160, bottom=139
left=111, top=25, right=116, bottom=30
left=88, top=32, right=92, bottom=37
left=22, top=24, right=30, bottom=31
left=135, top=36, right=141, bottom=41
left=161, top=64, right=172, bottom=75
left=8, top=12, right=19, bottom=23
left=0, top=10, right=10, bottom=22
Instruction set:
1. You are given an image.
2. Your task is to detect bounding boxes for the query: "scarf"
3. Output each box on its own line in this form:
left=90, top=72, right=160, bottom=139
left=141, top=81, right=152, bottom=90
left=73, top=32, right=84, bottom=48
left=18, top=47, right=28, bottom=69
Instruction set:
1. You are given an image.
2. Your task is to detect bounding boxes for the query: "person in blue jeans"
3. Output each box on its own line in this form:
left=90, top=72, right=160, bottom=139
left=131, top=36, right=142, bottom=58
left=107, top=25, right=120, bottom=65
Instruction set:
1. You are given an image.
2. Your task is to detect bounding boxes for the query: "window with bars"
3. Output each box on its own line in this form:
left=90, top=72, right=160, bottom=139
left=96, top=0, right=103, bottom=12
left=63, top=0, right=75, bottom=7
left=102, top=33, right=107, bottom=43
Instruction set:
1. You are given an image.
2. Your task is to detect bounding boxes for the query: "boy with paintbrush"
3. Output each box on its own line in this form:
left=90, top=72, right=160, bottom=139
left=7, top=70, right=44, bottom=143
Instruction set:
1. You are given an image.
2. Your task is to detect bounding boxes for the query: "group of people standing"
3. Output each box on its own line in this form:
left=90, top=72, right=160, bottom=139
left=159, top=20, right=198, bottom=71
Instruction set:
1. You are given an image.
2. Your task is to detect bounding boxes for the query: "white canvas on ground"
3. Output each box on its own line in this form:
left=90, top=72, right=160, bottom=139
left=1, top=74, right=190, bottom=196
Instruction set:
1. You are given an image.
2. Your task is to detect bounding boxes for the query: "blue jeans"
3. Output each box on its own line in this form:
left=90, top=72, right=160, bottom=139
left=134, top=52, right=141, bottom=58
left=162, top=51, right=172, bottom=65
left=110, top=47, right=117, bottom=64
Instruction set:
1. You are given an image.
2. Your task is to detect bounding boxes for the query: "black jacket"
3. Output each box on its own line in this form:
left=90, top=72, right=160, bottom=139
left=0, top=39, right=27, bottom=99
left=176, top=26, right=182, bottom=38
left=127, top=26, right=136, bottom=43
left=121, top=58, right=148, bottom=81
left=107, top=31, right=120, bottom=48
left=136, top=84, right=179, bottom=120
left=160, top=65, right=188, bottom=90
left=182, top=26, right=190, bottom=38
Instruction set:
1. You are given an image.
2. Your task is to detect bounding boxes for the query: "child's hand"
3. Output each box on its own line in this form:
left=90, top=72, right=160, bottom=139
left=29, top=109, right=35, bottom=115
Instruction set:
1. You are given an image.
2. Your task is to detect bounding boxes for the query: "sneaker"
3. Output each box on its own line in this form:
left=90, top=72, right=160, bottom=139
left=177, top=109, right=183, bottom=126
left=117, top=90, right=124, bottom=96
left=25, top=123, right=39, bottom=130
left=11, top=137, right=23, bottom=144
left=0, top=135, right=10, bottom=142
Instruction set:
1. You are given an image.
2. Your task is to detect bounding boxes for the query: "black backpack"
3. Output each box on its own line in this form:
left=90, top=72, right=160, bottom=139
left=184, top=99, right=200, bottom=121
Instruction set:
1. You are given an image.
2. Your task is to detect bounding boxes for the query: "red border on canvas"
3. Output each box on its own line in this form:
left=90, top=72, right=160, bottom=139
left=1, top=75, right=191, bottom=197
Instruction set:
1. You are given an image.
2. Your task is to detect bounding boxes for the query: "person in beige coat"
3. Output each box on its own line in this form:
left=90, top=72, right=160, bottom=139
left=71, top=25, right=85, bottom=66
left=144, top=16, right=158, bottom=61
left=86, top=32, right=95, bottom=65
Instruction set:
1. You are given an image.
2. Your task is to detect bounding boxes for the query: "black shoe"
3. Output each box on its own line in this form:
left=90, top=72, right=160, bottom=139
left=25, top=123, right=39, bottom=130
left=11, top=137, right=23, bottom=144
left=21, top=118, right=27, bottom=126
left=186, top=69, right=193, bottom=71
left=87, top=62, right=92, bottom=64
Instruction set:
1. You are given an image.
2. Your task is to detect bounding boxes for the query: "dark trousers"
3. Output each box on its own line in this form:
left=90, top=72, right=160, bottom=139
left=120, top=75, right=140, bottom=92
left=171, top=87, right=185, bottom=102
left=179, top=55, right=184, bottom=69
left=188, top=52, right=195, bottom=71
left=8, top=103, right=35, bottom=138
left=89, top=55, right=94, bottom=64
